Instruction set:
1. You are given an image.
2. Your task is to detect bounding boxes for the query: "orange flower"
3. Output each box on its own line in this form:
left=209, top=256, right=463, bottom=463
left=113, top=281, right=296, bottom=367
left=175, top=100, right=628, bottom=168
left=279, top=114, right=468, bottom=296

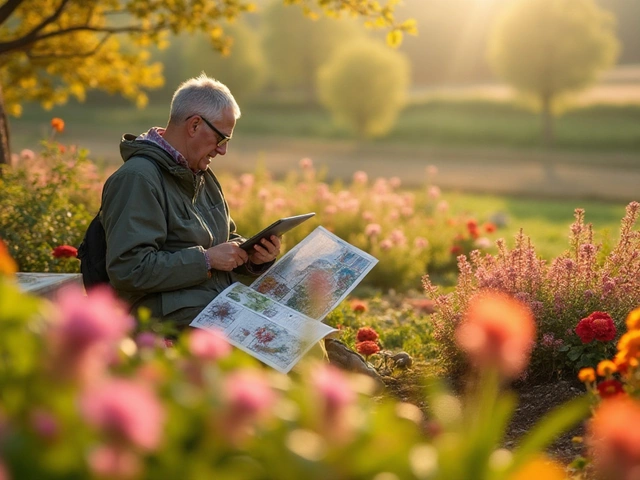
left=51, top=117, right=65, bottom=133
left=617, top=330, right=640, bottom=361
left=578, top=367, right=596, bottom=383
left=0, top=239, right=18, bottom=275
left=455, top=290, right=535, bottom=379
left=596, top=360, right=617, bottom=377
left=626, top=307, right=640, bottom=331
left=508, top=455, right=566, bottom=480
left=483, top=222, right=497, bottom=233
left=588, top=396, right=640, bottom=479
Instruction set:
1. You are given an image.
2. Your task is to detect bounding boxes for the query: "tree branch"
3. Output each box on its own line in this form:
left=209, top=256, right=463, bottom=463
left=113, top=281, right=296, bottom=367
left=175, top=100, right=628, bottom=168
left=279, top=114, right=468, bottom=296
left=26, top=33, right=110, bottom=60
left=0, top=23, right=164, bottom=55
left=0, top=0, right=24, bottom=26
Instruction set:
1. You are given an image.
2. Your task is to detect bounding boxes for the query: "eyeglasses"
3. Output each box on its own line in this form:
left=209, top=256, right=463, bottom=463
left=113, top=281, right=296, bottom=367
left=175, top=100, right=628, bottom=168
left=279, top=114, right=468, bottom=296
left=186, top=114, right=231, bottom=147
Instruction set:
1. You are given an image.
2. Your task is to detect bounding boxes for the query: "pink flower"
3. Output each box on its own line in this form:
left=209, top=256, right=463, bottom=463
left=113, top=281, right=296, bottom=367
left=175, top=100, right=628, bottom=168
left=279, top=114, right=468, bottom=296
left=428, top=186, right=441, bottom=199
left=389, top=176, right=401, bottom=188
left=222, top=370, right=276, bottom=437
left=324, top=205, right=338, bottom=215
left=356, top=327, right=379, bottom=342
left=311, top=364, right=355, bottom=421
left=239, top=173, right=254, bottom=188
left=455, top=291, right=535, bottom=379
left=30, top=409, right=58, bottom=441
left=20, top=148, right=35, bottom=160
left=299, top=157, right=313, bottom=169
left=364, top=223, right=382, bottom=238
left=80, top=378, right=165, bottom=450
left=52, top=245, right=78, bottom=258
left=379, top=239, right=393, bottom=251
left=414, top=237, right=429, bottom=249
left=426, top=165, right=438, bottom=177
left=389, top=229, right=407, bottom=246
left=189, top=328, right=231, bottom=361
left=135, top=332, right=160, bottom=349
left=49, top=285, right=134, bottom=382
left=88, top=445, right=141, bottom=480
left=0, top=460, right=8, bottom=480
left=353, top=170, right=368, bottom=185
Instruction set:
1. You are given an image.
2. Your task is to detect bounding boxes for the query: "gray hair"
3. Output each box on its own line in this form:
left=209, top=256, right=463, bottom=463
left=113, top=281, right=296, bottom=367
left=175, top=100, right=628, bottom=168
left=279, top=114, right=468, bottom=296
left=169, top=73, right=241, bottom=124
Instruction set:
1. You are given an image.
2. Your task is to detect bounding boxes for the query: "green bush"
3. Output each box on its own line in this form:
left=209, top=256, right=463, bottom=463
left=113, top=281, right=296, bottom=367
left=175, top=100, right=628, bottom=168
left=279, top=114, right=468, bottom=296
left=317, top=39, right=410, bottom=138
left=0, top=143, right=102, bottom=272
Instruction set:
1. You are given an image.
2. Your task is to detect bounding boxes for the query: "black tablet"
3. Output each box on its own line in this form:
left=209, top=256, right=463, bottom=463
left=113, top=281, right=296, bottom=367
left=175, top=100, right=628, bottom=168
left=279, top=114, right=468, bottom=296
left=239, top=213, right=316, bottom=252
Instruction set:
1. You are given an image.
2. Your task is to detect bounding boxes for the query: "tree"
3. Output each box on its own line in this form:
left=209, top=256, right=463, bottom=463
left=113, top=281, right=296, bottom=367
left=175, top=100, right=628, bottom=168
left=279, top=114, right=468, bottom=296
left=0, top=0, right=414, bottom=167
left=262, top=0, right=364, bottom=103
left=487, top=0, right=619, bottom=146
left=317, top=39, right=410, bottom=138
left=176, top=22, right=268, bottom=105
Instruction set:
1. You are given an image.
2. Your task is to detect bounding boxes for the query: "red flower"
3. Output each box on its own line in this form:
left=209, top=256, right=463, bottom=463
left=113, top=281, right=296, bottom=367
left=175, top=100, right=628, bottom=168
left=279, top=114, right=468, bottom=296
left=576, top=312, right=617, bottom=344
left=575, top=316, right=595, bottom=344
left=484, top=222, right=497, bottom=233
left=356, top=327, right=379, bottom=343
left=590, top=312, right=617, bottom=342
left=52, top=245, right=78, bottom=258
left=356, top=341, right=380, bottom=357
left=597, top=379, right=625, bottom=399
left=450, top=245, right=463, bottom=255
left=350, top=299, right=368, bottom=313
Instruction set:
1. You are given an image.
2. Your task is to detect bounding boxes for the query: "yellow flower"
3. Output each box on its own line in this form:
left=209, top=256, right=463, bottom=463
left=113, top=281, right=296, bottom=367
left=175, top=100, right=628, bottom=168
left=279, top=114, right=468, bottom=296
left=508, top=455, right=566, bottom=480
left=626, top=307, right=640, bottom=331
left=597, top=360, right=617, bottom=377
left=578, top=367, right=596, bottom=383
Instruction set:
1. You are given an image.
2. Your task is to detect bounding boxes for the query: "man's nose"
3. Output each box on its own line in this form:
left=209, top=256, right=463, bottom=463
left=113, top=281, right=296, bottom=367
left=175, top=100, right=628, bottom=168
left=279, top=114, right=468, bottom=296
left=216, top=143, right=228, bottom=155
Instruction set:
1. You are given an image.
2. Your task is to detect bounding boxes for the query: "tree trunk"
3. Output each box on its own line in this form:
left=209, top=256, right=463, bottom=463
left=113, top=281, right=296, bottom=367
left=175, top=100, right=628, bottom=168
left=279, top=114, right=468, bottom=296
left=541, top=94, right=554, bottom=148
left=0, top=84, right=12, bottom=171
left=540, top=93, right=556, bottom=180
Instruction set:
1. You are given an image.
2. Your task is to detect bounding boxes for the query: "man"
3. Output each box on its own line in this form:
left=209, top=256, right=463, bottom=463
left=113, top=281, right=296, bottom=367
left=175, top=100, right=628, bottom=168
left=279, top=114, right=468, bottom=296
left=101, top=74, right=280, bottom=327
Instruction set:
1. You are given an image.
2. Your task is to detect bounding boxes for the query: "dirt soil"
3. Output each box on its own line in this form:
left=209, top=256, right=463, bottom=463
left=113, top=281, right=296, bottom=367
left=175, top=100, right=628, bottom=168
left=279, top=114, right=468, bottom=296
left=383, top=370, right=587, bottom=465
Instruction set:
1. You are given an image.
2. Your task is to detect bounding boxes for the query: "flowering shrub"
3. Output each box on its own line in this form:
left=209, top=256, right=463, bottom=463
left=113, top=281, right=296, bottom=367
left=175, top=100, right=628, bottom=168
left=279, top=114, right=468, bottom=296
left=0, top=257, right=591, bottom=479
left=0, top=137, right=103, bottom=272
left=575, top=307, right=640, bottom=479
left=422, top=202, right=640, bottom=380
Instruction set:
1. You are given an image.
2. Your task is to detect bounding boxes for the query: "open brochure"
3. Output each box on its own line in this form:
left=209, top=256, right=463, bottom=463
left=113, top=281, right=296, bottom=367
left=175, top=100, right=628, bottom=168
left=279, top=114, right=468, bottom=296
left=190, top=226, right=378, bottom=373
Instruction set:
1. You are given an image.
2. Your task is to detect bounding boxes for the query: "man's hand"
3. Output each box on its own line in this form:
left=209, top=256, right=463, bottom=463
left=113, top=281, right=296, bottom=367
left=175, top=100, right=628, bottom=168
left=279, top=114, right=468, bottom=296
left=206, top=242, right=249, bottom=271
left=249, top=235, right=281, bottom=265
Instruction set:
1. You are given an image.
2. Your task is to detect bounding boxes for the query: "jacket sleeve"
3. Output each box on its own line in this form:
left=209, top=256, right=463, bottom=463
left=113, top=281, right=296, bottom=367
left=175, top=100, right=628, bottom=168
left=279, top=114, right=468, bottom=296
left=102, top=169, right=209, bottom=293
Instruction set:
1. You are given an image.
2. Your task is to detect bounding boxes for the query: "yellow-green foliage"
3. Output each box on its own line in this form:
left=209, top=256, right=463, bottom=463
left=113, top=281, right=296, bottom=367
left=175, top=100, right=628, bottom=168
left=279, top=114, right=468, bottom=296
left=317, top=39, right=410, bottom=137
left=487, top=0, right=619, bottom=112
left=0, top=0, right=410, bottom=117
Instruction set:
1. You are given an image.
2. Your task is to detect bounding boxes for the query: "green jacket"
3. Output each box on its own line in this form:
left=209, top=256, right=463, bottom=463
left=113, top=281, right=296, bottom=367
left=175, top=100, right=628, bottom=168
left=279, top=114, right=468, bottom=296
left=101, top=133, right=264, bottom=326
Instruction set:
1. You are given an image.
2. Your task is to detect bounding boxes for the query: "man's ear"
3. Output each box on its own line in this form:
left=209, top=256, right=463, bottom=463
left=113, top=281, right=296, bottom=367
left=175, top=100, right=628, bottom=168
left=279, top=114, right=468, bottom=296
left=186, top=116, right=199, bottom=137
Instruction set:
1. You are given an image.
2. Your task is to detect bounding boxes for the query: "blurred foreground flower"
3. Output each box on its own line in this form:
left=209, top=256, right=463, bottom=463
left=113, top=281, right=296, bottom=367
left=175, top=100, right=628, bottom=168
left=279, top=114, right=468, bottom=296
left=456, top=290, right=535, bottom=379
left=0, top=239, right=17, bottom=275
left=80, top=378, right=165, bottom=450
left=189, top=328, right=231, bottom=361
left=48, top=285, right=134, bottom=383
left=588, top=396, right=640, bottom=479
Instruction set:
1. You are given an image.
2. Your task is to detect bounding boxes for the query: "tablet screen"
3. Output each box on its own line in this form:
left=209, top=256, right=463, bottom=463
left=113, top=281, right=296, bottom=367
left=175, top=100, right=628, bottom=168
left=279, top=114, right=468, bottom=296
left=239, top=213, right=316, bottom=252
